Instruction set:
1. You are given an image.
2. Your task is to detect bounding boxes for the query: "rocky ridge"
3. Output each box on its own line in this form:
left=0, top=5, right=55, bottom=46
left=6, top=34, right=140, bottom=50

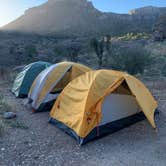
left=2, top=0, right=166, bottom=35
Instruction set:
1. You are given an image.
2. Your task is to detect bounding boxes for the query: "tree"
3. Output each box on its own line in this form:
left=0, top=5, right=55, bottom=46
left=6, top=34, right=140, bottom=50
left=154, top=14, right=166, bottom=41
left=90, top=37, right=111, bottom=68
left=25, top=45, right=37, bottom=62
left=9, top=44, right=24, bottom=65
left=53, top=45, right=67, bottom=62
left=104, top=35, right=111, bottom=51
left=161, top=64, right=166, bottom=77
left=66, top=43, right=81, bottom=62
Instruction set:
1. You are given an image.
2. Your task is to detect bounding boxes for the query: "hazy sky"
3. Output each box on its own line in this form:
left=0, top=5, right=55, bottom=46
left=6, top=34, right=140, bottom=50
left=0, top=0, right=166, bottom=27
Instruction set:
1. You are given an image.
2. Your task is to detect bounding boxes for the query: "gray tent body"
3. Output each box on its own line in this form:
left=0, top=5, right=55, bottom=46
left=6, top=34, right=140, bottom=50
left=49, top=94, right=146, bottom=145
left=12, top=61, right=51, bottom=98
left=28, top=63, right=72, bottom=111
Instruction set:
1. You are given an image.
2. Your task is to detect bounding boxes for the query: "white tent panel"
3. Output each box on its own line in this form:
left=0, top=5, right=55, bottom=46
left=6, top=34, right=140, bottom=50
left=30, top=64, right=72, bottom=109
left=100, top=94, right=140, bottom=125
left=29, top=64, right=59, bottom=102
left=40, top=65, right=72, bottom=108
left=43, top=93, right=60, bottom=103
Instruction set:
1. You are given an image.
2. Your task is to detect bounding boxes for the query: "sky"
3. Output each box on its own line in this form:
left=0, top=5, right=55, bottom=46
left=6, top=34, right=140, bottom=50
left=0, top=0, right=166, bottom=27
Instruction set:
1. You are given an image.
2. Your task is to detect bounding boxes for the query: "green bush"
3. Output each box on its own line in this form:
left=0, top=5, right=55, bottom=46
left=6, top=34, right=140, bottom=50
left=0, top=119, right=5, bottom=136
left=109, top=46, right=152, bottom=75
left=0, top=94, right=10, bottom=136
left=0, top=94, right=12, bottom=114
left=161, top=64, right=166, bottom=77
left=25, top=45, right=38, bottom=62
left=53, top=43, right=81, bottom=62
left=118, top=32, right=151, bottom=41
left=154, top=14, right=166, bottom=41
left=90, top=37, right=110, bottom=67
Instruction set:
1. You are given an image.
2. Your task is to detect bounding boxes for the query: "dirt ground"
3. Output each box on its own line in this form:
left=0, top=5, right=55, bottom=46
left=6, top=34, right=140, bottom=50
left=0, top=79, right=166, bottom=166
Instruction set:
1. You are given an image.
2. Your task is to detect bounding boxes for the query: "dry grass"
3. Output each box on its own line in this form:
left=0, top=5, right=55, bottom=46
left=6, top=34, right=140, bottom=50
left=0, top=67, right=28, bottom=136
left=0, top=94, right=12, bottom=136
left=0, top=94, right=28, bottom=136
left=0, top=119, right=5, bottom=136
left=0, top=67, right=17, bottom=86
left=4, top=119, right=28, bottom=130
left=0, top=94, right=12, bottom=114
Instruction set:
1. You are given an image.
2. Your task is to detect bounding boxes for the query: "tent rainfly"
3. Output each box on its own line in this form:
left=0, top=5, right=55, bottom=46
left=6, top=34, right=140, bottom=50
left=12, top=61, right=51, bottom=98
left=49, top=69, right=158, bottom=145
left=28, top=61, right=91, bottom=112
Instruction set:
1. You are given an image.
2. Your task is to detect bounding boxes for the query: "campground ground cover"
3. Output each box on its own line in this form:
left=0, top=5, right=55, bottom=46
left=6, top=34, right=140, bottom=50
left=0, top=79, right=166, bottom=166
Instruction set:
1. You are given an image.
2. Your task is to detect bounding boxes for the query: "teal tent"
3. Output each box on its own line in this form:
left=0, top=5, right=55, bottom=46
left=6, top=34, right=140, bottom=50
left=12, top=61, right=51, bottom=98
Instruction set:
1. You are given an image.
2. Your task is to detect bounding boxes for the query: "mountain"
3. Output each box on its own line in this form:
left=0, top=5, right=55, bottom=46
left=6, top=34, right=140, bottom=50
left=2, top=0, right=166, bottom=35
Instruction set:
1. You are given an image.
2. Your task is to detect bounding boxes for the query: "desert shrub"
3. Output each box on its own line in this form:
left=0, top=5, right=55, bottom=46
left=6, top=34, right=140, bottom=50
left=109, top=46, right=153, bottom=75
left=25, top=45, right=38, bottom=62
left=154, top=14, right=166, bottom=41
left=118, top=32, right=151, bottom=41
left=0, top=94, right=12, bottom=114
left=66, top=44, right=81, bottom=62
left=4, top=119, right=28, bottom=130
left=0, top=67, right=16, bottom=85
left=54, top=43, right=82, bottom=62
left=161, top=64, right=166, bottom=77
left=53, top=45, right=67, bottom=57
left=0, top=94, right=12, bottom=136
left=0, top=67, right=10, bottom=81
left=0, top=119, right=5, bottom=136
left=90, top=37, right=110, bottom=67
left=0, top=94, right=28, bottom=134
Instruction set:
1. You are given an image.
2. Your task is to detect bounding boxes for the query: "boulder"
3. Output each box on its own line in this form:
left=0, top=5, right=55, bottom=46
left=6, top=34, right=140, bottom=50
left=3, top=112, right=16, bottom=119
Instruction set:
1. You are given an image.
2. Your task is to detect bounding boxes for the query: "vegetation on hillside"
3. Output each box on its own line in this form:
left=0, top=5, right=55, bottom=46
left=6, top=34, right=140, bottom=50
left=154, top=14, right=166, bottom=41
left=0, top=30, right=166, bottom=77
left=53, top=43, right=81, bottom=63
left=89, top=36, right=154, bottom=75
left=145, top=41, right=166, bottom=77
left=109, top=46, right=153, bottom=75
left=90, top=36, right=110, bottom=67
left=0, top=119, right=4, bottom=136
left=161, top=64, right=166, bottom=77
left=117, top=33, right=151, bottom=41
left=25, top=45, right=38, bottom=63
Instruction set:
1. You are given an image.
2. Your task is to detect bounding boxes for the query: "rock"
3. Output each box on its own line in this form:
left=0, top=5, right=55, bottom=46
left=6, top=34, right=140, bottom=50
left=3, top=112, right=17, bottom=119
left=1, top=148, right=5, bottom=151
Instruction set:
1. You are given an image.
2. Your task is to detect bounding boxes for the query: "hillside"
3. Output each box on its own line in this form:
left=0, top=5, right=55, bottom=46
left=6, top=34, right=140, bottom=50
left=2, top=0, right=166, bottom=35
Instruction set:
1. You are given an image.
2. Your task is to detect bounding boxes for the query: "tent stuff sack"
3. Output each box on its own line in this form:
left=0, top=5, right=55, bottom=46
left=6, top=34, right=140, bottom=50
left=49, top=69, right=158, bottom=145
left=28, top=61, right=91, bottom=112
left=12, top=61, right=51, bottom=98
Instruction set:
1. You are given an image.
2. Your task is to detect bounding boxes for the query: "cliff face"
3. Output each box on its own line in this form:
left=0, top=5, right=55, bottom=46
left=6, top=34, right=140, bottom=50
left=3, top=0, right=102, bottom=34
left=129, top=6, right=165, bottom=15
left=2, top=0, right=166, bottom=35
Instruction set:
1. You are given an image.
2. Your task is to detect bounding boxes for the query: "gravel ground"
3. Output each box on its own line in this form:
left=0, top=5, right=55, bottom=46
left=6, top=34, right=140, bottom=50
left=0, top=80, right=166, bottom=166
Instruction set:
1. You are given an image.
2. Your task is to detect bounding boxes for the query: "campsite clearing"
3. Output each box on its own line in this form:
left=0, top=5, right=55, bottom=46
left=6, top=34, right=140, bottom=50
left=0, top=79, right=166, bottom=166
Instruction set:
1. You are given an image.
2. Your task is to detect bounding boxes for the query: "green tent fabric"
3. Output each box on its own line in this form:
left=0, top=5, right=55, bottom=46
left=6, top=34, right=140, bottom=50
left=12, top=61, right=51, bottom=98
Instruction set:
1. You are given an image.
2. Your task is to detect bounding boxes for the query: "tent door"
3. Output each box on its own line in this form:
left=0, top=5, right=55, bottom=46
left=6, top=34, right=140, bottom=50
left=42, top=65, right=72, bottom=105
left=100, top=94, right=140, bottom=126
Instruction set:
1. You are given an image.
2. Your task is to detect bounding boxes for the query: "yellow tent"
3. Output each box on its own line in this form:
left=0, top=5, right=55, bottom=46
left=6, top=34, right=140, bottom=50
left=28, top=61, right=91, bottom=111
left=50, top=69, right=158, bottom=145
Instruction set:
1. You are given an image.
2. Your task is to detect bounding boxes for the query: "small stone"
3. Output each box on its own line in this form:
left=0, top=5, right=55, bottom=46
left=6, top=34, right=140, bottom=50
left=1, top=148, right=5, bottom=151
left=28, top=143, right=32, bottom=147
left=3, top=112, right=16, bottom=119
